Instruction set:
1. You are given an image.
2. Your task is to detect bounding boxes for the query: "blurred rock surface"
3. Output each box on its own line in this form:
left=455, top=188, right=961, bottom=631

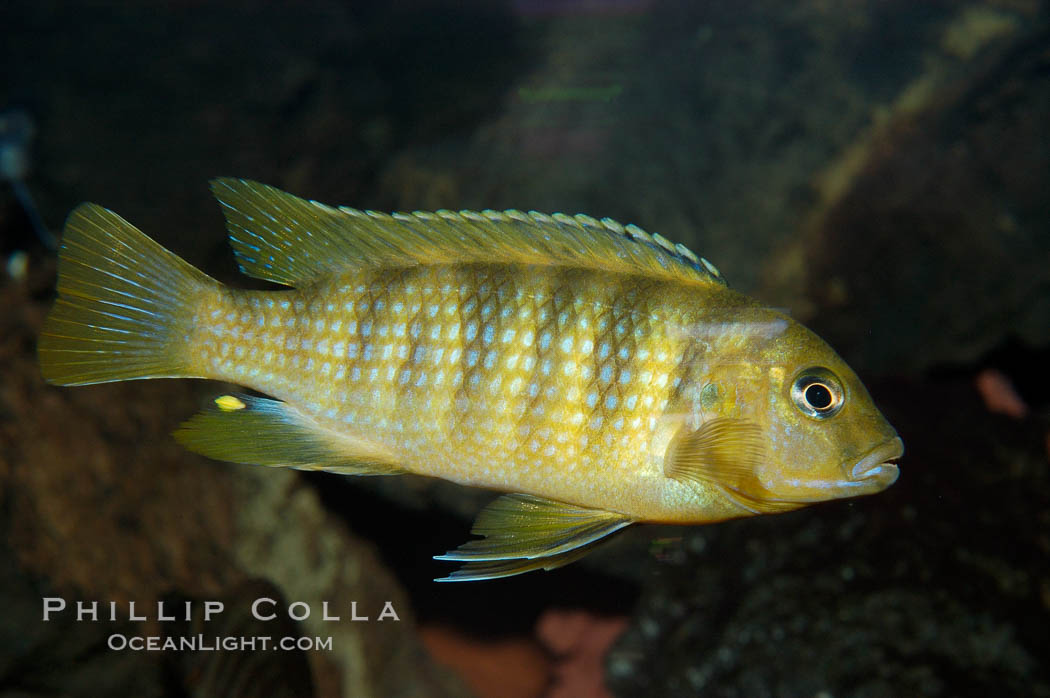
left=0, top=267, right=467, bottom=697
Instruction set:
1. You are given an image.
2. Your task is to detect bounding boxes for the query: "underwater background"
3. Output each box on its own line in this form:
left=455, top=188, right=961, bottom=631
left=1, top=1, right=1048, bottom=696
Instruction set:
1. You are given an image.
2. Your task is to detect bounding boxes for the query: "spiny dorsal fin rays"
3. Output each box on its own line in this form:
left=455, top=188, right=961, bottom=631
left=210, top=178, right=728, bottom=288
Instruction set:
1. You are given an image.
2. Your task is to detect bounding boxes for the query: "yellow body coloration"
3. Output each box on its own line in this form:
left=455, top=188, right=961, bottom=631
left=39, top=180, right=902, bottom=581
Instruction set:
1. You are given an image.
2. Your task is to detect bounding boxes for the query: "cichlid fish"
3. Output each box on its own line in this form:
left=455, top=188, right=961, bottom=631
left=38, top=180, right=902, bottom=581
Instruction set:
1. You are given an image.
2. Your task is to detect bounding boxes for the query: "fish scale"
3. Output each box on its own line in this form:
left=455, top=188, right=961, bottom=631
left=39, top=178, right=902, bottom=581
left=189, top=262, right=689, bottom=512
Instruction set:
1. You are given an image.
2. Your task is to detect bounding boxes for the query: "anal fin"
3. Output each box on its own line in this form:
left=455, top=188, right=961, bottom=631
left=434, top=494, right=633, bottom=582
left=174, top=394, right=403, bottom=476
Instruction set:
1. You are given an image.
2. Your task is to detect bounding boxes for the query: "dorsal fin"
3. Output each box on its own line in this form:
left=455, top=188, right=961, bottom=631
left=210, top=178, right=728, bottom=288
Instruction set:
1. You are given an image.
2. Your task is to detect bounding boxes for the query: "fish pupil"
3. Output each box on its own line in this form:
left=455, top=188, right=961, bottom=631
left=804, top=383, right=833, bottom=410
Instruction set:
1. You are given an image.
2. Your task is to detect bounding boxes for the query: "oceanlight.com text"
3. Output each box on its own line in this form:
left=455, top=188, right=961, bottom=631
left=107, top=633, right=334, bottom=652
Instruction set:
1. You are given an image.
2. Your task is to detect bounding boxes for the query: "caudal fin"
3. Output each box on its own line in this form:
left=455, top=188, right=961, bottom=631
left=38, top=203, right=220, bottom=386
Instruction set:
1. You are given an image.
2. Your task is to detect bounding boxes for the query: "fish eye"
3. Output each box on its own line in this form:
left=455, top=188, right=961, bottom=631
left=791, top=368, right=844, bottom=419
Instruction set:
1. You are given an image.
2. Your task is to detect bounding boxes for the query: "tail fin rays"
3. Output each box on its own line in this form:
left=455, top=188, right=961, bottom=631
left=39, top=203, right=219, bottom=386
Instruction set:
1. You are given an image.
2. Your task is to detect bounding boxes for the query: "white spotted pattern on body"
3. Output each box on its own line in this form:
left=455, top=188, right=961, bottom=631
left=192, top=264, right=704, bottom=515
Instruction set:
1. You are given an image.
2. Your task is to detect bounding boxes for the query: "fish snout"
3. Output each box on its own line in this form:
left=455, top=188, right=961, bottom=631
left=847, top=437, right=903, bottom=490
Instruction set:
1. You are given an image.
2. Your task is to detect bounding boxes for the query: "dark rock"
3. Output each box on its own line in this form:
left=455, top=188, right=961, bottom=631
left=774, top=25, right=1050, bottom=374
left=0, top=267, right=468, bottom=697
left=607, top=377, right=1050, bottom=697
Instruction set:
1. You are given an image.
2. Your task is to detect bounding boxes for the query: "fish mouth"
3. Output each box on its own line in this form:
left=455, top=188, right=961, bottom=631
left=847, top=437, right=903, bottom=489
left=716, top=436, right=904, bottom=513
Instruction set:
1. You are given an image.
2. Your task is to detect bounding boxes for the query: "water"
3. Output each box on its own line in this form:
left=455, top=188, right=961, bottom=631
left=1, top=1, right=1048, bottom=696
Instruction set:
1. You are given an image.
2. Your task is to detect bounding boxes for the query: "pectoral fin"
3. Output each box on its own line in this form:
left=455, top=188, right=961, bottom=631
left=434, top=494, right=633, bottom=582
left=666, top=417, right=796, bottom=514
left=174, top=394, right=404, bottom=476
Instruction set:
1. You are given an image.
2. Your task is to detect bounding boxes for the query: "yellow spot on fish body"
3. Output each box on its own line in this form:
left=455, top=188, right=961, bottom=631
left=215, top=395, right=246, bottom=411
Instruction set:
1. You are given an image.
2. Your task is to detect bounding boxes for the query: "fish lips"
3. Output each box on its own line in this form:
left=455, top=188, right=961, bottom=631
left=846, top=437, right=903, bottom=491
